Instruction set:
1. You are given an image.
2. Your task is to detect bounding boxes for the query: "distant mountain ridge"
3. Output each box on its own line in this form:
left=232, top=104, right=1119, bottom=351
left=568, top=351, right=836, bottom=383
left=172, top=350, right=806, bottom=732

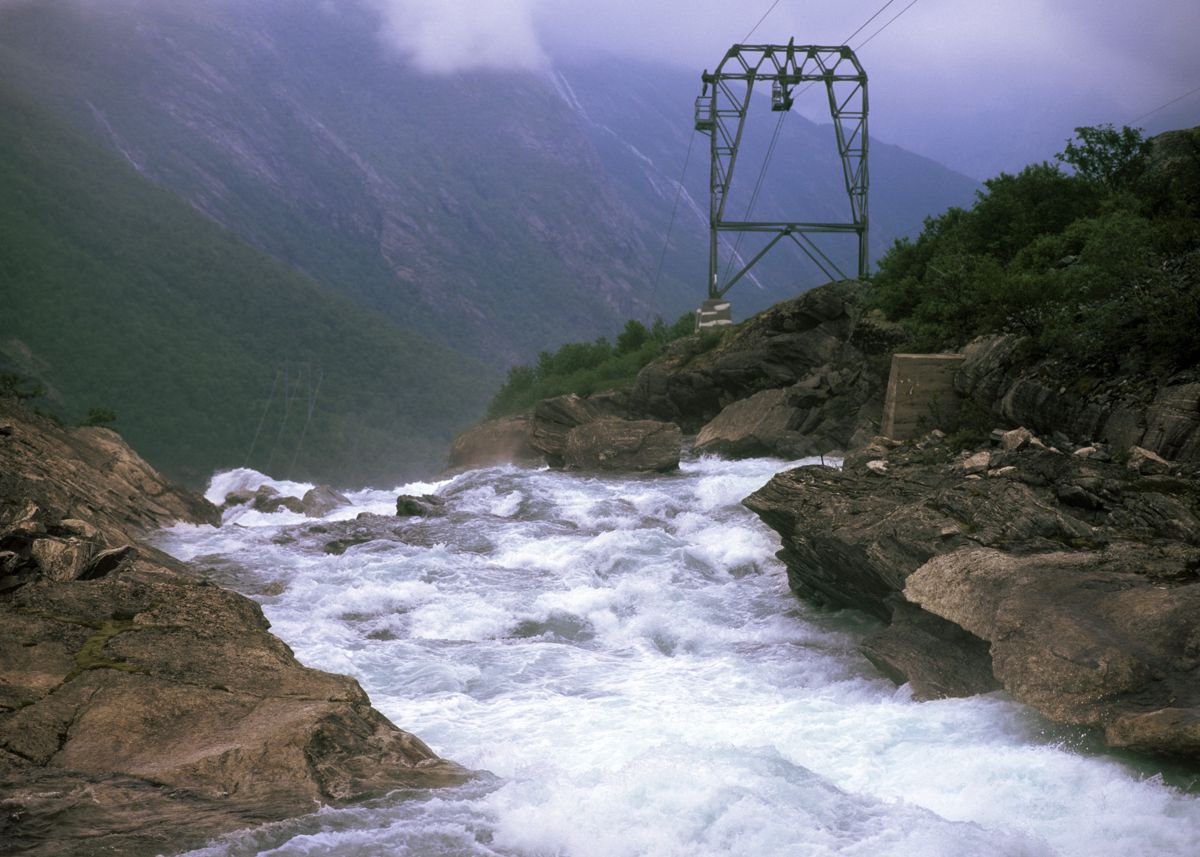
left=0, top=0, right=980, bottom=363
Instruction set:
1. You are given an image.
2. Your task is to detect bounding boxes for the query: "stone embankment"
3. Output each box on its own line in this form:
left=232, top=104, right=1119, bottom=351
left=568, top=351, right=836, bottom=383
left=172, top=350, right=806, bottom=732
left=745, top=428, right=1200, bottom=759
left=0, top=400, right=465, bottom=857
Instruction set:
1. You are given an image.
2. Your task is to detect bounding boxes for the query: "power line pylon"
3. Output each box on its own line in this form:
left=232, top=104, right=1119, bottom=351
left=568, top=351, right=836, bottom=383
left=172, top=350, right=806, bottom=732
left=694, top=40, right=868, bottom=326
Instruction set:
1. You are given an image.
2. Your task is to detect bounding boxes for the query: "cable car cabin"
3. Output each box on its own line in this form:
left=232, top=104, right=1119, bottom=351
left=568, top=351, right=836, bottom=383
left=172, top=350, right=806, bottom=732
left=771, top=80, right=793, bottom=112
left=694, top=95, right=715, bottom=131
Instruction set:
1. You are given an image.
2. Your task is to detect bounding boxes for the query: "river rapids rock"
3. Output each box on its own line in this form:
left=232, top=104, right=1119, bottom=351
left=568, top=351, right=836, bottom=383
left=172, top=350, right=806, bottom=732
left=744, top=438, right=1200, bottom=759
left=0, top=400, right=466, bottom=856
left=447, top=415, right=541, bottom=471
left=562, top=419, right=682, bottom=473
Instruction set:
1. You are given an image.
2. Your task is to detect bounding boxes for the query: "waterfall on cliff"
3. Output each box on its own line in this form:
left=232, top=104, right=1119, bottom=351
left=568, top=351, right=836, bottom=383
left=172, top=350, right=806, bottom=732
left=156, top=457, right=1200, bottom=857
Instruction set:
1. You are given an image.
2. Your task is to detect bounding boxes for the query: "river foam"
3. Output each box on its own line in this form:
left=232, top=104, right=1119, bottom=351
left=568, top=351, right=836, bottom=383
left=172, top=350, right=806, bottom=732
left=158, top=456, right=1200, bottom=856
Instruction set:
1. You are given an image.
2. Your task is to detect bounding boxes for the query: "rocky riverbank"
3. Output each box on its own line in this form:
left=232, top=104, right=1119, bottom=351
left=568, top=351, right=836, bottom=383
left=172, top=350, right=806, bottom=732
left=746, top=429, right=1200, bottom=759
left=0, top=400, right=465, bottom=856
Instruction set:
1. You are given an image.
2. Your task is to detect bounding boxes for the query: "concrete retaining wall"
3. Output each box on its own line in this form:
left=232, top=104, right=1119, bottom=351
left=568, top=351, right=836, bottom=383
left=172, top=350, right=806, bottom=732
left=882, top=353, right=965, bottom=440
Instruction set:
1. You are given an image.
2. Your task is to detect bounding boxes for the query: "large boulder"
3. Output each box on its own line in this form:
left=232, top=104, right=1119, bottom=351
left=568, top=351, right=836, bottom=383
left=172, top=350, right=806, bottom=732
left=744, top=435, right=1200, bottom=758
left=529, top=392, right=630, bottom=467
left=302, top=484, right=351, bottom=517
left=562, top=419, right=682, bottom=473
left=694, top=388, right=808, bottom=459
left=447, top=415, right=541, bottom=471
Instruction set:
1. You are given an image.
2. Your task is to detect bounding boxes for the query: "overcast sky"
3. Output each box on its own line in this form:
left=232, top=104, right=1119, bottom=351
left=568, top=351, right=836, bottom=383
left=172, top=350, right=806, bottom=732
left=369, top=0, right=1200, bottom=178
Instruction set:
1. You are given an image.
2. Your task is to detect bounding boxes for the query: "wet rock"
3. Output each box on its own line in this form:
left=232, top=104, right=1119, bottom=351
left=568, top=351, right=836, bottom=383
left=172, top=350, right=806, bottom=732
left=860, top=600, right=1001, bottom=700
left=562, top=419, right=682, bottom=473
left=251, top=485, right=304, bottom=514
left=395, top=494, right=446, bottom=517
left=529, top=393, right=630, bottom=467
left=0, top=399, right=466, bottom=854
left=302, top=485, right=351, bottom=517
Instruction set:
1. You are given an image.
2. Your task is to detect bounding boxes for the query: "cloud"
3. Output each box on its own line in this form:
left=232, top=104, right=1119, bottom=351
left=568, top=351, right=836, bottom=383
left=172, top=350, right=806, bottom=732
left=365, top=0, right=546, bottom=73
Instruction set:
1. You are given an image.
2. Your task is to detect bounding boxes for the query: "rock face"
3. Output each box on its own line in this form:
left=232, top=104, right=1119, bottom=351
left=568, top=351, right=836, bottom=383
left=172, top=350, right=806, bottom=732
left=562, top=419, right=682, bottom=473
left=744, top=430, right=1200, bottom=759
left=957, top=335, right=1200, bottom=463
left=528, top=392, right=630, bottom=467
left=0, top=400, right=465, bottom=856
left=694, top=388, right=810, bottom=459
left=629, top=282, right=891, bottom=452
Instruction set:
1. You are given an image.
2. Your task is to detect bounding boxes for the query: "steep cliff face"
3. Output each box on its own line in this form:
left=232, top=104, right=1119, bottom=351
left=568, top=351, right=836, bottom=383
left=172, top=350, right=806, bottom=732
left=0, top=400, right=465, bottom=856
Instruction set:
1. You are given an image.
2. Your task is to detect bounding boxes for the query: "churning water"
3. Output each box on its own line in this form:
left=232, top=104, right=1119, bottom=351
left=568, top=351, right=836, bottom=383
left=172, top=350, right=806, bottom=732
left=155, top=457, right=1200, bottom=857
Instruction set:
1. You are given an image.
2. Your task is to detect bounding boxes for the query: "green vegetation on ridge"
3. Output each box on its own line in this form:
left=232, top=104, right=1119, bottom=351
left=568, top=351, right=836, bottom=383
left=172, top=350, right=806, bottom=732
left=488, top=315, right=697, bottom=417
left=0, top=83, right=496, bottom=486
left=870, top=124, right=1200, bottom=375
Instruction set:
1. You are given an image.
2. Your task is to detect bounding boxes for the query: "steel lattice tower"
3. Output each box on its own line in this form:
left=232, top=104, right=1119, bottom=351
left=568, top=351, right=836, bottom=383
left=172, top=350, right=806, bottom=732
left=694, top=41, right=869, bottom=309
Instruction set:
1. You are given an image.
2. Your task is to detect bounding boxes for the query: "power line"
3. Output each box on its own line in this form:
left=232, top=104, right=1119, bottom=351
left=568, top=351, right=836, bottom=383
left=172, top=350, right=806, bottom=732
left=855, top=0, right=921, bottom=50
left=843, top=0, right=898, bottom=44
left=743, top=0, right=785, bottom=43
left=1129, top=83, right=1200, bottom=125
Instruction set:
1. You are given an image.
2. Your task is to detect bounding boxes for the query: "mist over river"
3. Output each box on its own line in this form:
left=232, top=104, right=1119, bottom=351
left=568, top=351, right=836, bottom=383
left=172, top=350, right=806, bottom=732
left=153, top=456, right=1200, bottom=857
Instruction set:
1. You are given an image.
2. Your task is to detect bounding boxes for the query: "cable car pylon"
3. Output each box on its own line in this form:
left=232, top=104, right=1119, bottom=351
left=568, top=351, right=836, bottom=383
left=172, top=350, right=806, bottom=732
left=693, top=39, right=869, bottom=329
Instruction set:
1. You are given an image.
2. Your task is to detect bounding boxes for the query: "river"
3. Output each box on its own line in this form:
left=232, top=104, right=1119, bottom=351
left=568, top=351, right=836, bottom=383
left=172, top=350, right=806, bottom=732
left=153, top=456, right=1200, bottom=856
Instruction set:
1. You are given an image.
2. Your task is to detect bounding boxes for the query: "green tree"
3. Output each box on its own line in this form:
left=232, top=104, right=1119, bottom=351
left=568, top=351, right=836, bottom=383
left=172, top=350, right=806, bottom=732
left=1056, top=124, right=1151, bottom=192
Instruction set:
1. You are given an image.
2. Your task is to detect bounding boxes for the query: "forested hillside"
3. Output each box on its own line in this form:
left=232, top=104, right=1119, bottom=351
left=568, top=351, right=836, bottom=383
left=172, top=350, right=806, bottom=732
left=0, top=84, right=495, bottom=486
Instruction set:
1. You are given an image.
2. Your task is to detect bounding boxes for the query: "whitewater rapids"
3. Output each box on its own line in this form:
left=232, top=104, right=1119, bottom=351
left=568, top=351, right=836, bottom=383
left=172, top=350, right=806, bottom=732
left=153, top=456, right=1200, bottom=856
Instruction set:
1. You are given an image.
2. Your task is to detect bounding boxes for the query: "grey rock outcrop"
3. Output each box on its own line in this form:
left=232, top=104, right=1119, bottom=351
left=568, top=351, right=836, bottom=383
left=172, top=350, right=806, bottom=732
left=744, top=430, right=1200, bottom=759
left=528, top=392, right=630, bottom=467
left=396, top=494, right=447, bottom=517
left=957, top=335, right=1200, bottom=462
left=628, top=281, right=891, bottom=448
left=562, top=419, right=682, bottom=473
left=446, top=282, right=894, bottom=472
left=302, top=484, right=351, bottom=517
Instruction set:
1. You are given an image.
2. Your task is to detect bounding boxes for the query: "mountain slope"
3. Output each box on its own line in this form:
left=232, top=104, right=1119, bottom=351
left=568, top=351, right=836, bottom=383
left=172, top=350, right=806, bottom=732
left=0, top=82, right=495, bottom=486
left=0, top=0, right=980, bottom=362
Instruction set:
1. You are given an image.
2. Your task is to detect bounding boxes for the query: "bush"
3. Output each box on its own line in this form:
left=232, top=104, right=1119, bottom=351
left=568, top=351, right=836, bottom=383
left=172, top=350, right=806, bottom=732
left=82, top=406, right=118, bottom=427
left=870, top=129, right=1197, bottom=375
left=487, top=312, right=697, bottom=417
